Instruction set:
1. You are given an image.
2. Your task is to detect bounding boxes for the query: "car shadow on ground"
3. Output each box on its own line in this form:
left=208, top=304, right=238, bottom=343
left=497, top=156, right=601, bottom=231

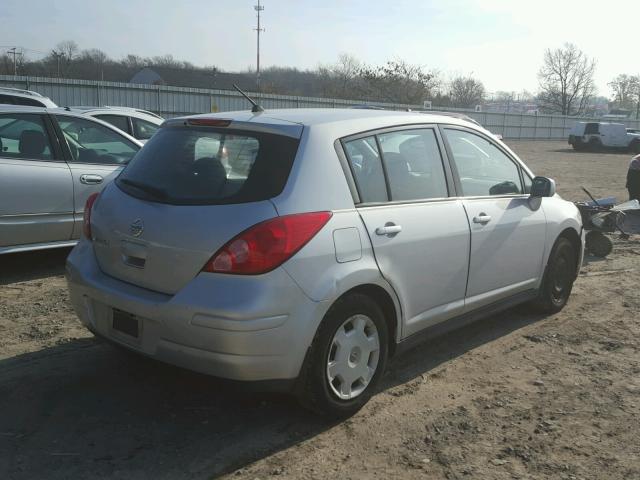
left=0, top=248, right=72, bottom=285
left=0, top=302, right=549, bottom=479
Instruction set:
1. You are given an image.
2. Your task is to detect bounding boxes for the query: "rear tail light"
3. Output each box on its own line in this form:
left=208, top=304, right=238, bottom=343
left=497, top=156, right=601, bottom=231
left=202, top=211, right=332, bottom=275
left=83, top=193, right=100, bottom=240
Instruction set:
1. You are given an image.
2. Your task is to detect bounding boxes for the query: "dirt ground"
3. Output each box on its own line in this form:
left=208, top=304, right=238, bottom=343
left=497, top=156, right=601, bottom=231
left=1, top=140, right=639, bottom=480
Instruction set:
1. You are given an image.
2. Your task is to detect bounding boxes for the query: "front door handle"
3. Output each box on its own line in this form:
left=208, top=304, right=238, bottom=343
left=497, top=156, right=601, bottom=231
left=375, top=224, right=402, bottom=236
left=473, top=213, right=492, bottom=224
left=80, top=174, right=103, bottom=185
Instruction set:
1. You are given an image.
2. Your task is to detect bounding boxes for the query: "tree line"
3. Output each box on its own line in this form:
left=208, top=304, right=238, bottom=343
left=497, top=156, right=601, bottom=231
left=1, top=40, right=638, bottom=116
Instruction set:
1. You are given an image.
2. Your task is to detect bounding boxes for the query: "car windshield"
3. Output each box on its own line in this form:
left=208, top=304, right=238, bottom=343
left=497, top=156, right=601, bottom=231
left=116, top=126, right=300, bottom=205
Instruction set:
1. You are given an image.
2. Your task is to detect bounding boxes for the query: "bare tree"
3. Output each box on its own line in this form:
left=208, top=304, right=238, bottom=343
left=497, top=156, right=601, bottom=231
left=79, top=48, right=109, bottom=80
left=122, top=54, right=145, bottom=69
left=449, top=75, right=486, bottom=108
left=318, top=53, right=361, bottom=98
left=608, top=74, right=640, bottom=110
left=358, top=59, right=440, bottom=104
left=537, top=43, right=596, bottom=115
left=56, top=40, right=79, bottom=61
left=48, top=40, right=79, bottom=77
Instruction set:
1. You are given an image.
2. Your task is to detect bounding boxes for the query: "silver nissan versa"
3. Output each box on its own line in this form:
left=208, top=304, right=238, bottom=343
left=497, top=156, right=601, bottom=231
left=66, top=108, right=584, bottom=417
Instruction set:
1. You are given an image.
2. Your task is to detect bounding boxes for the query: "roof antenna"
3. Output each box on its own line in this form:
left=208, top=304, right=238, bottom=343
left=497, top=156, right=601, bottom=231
left=232, top=84, right=264, bottom=113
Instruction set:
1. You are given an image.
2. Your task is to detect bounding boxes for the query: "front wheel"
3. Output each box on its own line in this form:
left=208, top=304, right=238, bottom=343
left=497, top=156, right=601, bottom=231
left=586, top=230, right=613, bottom=257
left=532, top=237, right=577, bottom=313
left=630, top=141, right=640, bottom=154
left=297, top=293, right=389, bottom=418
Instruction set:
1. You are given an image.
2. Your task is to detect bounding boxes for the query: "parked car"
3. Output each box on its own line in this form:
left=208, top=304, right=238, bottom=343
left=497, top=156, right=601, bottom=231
left=0, top=105, right=143, bottom=254
left=0, top=87, right=58, bottom=108
left=569, top=122, right=640, bottom=153
left=69, top=107, right=163, bottom=143
left=66, top=108, right=584, bottom=417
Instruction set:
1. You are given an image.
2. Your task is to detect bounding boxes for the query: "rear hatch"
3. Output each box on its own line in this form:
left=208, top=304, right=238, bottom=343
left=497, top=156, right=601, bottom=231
left=91, top=118, right=302, bottom=295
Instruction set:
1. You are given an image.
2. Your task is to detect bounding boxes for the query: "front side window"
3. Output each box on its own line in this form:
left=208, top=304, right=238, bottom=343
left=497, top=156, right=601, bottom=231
left=133, top=117, right=160, bottom=140
left=378, top=129, right=448, bottom=201
left=55, top=115, right=139, bottom=165
left=0, top=113, right=53, bottom=161
left=94, top=114, right=130, bottom=134
left=116, top=126, right=299, bottom=205
left=445, top=129, right=523, bottom=196
left=344, top=136, right=388, bottom=203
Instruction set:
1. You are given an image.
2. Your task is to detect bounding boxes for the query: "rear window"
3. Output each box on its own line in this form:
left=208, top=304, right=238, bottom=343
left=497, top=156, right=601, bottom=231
left=584, top=123, right=599, bottom=135
left=116, top=126, right=300, bottom=205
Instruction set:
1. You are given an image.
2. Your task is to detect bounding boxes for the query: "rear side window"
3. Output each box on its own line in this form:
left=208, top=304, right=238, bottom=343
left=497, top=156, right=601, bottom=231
left=95, top=114, right=130, bottom=134
left=378, top=129, right=448, bottom=200
left=0, top=113, right=53, bottom=160
left=132, top=117, right=160, bottom=140
left=12, top=96, right=47, bottom=107
left=116, top=126, right=300, bottom=205
left=344, top=136, right=388, bottom=203
left=584, top=123, right=599, bottom=135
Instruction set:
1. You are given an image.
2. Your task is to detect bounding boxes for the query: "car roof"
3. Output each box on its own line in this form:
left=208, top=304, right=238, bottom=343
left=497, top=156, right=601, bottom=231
left=68, top=106, right=163, bottom=120
left=0, top=86, right=48, bottom=98
left=0, top=87, right=58, bottom=107
left=169, top=108, right=481, bottom=134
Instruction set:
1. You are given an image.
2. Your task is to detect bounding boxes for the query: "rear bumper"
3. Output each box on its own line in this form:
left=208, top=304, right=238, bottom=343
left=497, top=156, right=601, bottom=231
left=65, top=240, right=328, bottom=383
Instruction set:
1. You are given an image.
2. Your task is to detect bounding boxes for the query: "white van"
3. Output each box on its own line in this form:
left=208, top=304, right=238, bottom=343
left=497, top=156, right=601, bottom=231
left=569, top=122, right=640, bottom=152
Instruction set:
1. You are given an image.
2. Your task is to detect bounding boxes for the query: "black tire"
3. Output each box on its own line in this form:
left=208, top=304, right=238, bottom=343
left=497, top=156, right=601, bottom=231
left=297, top=293, right=389, bottom=418
left=532, top=237, right=577, bottom=313
left=572, top=141, right=584, bottom=151
left=630, top=140, right=640, bottom=154
left=586, top=230, right=613, bottom=257
left=588, top=138, right=601, bottom=152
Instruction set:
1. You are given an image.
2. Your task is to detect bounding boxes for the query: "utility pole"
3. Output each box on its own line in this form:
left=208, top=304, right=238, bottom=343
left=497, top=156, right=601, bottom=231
left=8, top=47, right=17, bottom=75
left=51, top=51, right=62, bottom=77
left=254, top=0, right=265, bottom=92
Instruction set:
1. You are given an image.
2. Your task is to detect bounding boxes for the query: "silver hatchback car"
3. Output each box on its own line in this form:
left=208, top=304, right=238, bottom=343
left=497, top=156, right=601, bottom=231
left=66, top=109, right=584, bottom=416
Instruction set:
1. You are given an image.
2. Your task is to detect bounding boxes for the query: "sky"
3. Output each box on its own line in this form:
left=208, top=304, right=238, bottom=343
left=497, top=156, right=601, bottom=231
left=2, top=0, right=637, bottom=97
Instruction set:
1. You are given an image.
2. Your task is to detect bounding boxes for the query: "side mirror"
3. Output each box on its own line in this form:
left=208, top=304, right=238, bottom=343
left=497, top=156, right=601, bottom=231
left=530, top=176, right=556, bottom=198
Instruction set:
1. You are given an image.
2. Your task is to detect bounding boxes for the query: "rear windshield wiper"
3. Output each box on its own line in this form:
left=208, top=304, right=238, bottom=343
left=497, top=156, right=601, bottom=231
left=119, top=178, right=168, bottom=200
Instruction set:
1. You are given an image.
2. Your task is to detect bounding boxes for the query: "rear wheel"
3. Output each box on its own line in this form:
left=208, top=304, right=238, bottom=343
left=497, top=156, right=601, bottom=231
left=586, top=230, right=613, bottom=257
left=588, top=138, right=602, bottom=151
left=630, top=140, right=640, bottom=154
left=298, top=294, right=389, bottom=418
left=532, top=237, right=577, bottom=313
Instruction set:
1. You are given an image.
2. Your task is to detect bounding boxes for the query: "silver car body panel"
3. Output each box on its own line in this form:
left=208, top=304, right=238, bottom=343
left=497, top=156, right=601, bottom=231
left=355, top=200, right=470, bottom=337
left=461, top=195, right=547, bottom=311
left=90, top=182, right=280, bottom=295
left=66, top=108, right=584, bottom=383
left=0, top=157, right=74, bottom=247
left=0, top=106, right=142, bottom=253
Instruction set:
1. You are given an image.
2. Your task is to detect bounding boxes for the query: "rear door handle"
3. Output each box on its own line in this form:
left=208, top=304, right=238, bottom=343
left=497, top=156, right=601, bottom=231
left=80, top=174, right=103, bottom=185
left=375, top=224, right=402, bottom=235
left=473, top=214, right=492, bottom=224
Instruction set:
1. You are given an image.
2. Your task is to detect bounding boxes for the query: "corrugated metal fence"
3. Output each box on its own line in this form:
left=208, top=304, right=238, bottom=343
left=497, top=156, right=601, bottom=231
left=2, top=74, right=640, bottom=140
